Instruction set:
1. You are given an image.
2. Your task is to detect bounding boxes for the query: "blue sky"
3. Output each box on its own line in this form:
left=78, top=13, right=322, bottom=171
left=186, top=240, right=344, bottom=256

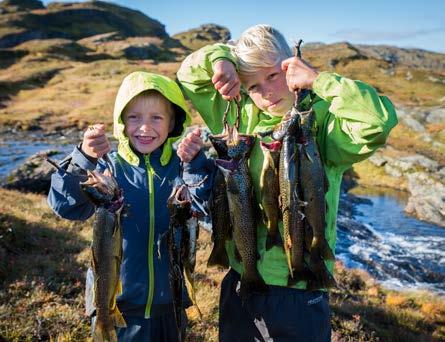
left=42, top=0, right=445, bottom=53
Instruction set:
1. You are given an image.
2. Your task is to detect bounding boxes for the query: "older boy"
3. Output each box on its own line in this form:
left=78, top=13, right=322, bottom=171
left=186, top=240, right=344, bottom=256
left=177, top=25, right=397, bottom=341
left=48, top=71, right=213, bottom=341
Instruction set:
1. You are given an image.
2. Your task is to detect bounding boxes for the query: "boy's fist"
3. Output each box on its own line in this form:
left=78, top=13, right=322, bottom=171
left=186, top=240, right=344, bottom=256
left=177, top=128, right=203, bottom=163
left=81, top=123, right=111, bottom=160
left=281, top=57, right=319, bottom=92
left=212, top=60, right=241, bottom=100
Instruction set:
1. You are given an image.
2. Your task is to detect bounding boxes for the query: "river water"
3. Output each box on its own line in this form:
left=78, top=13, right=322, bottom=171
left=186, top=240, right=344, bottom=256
left=1, top=134, right=444, bottom=296
left=337, top=188, right=445, bottom=296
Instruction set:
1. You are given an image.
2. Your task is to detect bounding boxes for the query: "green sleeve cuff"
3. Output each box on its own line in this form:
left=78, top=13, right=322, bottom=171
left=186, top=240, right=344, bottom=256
left=209, top=45, right=238, bottom=70
left=312, top=71, right=336, bottom=99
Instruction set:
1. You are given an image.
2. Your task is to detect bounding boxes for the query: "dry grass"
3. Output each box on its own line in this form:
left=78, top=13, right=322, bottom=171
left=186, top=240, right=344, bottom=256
left=1, top=188, right=444, bottom=341
left=351, top=159, right=409, bottom=191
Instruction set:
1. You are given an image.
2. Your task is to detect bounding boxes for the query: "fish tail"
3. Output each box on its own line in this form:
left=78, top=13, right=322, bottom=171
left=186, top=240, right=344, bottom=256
left=111, top=306, right=127, bottom=328
left=239, top=270, right=268, bottom=301
left=93, top=319, right=118, bottom=342
left=312, top=236, right=335, bottom=261
left=207, top=245, right=230, bottom=268
left=265, top=231, right=283, bottom=251
left=184, top=268, right=203, bottom=320
left=285, top=247, right=294, bottom=279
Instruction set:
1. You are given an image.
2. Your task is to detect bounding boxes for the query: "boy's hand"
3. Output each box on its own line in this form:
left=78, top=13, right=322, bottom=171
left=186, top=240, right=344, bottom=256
left=177, top=128, right=203, bottom=163
left=81, top=123, right=111, bottom=160
left=212, top=60, right=241, bottom=100
left=281, top=57, right=319, bottom=92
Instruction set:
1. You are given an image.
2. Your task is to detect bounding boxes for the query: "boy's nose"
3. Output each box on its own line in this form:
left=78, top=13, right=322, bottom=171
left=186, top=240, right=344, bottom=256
left=139, top=123, right=152, bottom=132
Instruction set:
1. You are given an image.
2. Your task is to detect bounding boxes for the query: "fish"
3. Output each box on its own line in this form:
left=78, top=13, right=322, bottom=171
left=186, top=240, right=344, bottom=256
left=298, top=109, right=335, bottom=289
left=216, top=128, right=267, bottom=299
left=81, top=169, right=126, bottom=342
left=259, top=140, right=283, bottom=250
left=165, top=178, right=193, bottom=342
left=271, top=110, right=309, bottom=281
left=182, top=215, right=202, bottom=318
left=207, top=134, right=231, bottom=268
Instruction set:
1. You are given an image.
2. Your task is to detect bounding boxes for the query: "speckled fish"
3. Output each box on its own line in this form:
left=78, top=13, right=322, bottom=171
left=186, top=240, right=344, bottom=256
left=273, top=110, right=310, bottom=281
left=299, top=109, right=335, bottom=289
left=207, top=134, right=231, bottom=268
left=216, top=128, right=267, bottom=299
left=260, top=140, right=282, bottom=250
left=165, top=178, right=193, bottom=342
left=81, top=169, right=126, bottom=342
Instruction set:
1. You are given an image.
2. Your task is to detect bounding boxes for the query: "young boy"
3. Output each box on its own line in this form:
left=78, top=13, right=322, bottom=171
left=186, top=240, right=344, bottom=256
left=177, top=24, right=398, bottom=341
left=47, top=71, right=213, bottom=341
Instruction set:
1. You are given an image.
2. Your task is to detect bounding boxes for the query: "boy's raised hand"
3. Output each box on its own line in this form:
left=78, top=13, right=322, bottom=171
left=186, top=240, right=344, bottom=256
left=177, top=128, right=203, bottom=163
left=281, top=57, right=319, bottom=93
left=81, top=123, right=111, bottom=160
left=212, top=60, right=241, bottom=100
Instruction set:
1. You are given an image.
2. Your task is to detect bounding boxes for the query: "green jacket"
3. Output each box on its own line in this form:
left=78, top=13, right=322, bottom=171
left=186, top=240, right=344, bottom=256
left=177, top=44, right=398, bottom=289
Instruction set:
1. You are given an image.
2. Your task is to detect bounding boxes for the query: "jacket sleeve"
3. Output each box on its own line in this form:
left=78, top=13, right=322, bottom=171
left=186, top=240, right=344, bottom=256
left=47, top=146, right=101, bottom=221
left=177, top=44, right=257, bottom=134
left=312, top=71, right=398, bottom=168
left=182, top=150, right=216, bottom=216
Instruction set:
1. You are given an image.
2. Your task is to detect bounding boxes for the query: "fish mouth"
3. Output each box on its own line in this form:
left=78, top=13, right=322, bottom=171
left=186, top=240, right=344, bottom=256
left=260, top=140, right=282, bottom=152
left=81, top=170, right=122, bottom=208
left=215, top=158, right=239, bottom=172
left=168, top=183, right=191, bottom=206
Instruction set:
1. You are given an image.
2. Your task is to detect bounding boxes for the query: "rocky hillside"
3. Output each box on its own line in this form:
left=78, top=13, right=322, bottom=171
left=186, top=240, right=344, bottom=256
left=0, top=1, right=443, bottom=223
left=0, top=0, right=168, bottom=48
left=172, top=24, right=231, bottom=51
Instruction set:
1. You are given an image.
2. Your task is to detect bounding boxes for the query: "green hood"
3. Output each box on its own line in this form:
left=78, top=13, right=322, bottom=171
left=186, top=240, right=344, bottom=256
left=113, top=71, right=191, bottom=166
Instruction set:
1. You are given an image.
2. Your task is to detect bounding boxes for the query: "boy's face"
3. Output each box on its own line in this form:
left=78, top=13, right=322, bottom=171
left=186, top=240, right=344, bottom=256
left=241, top=64, right=295, bottom=117
left=123, top=96, right=175, bottom=154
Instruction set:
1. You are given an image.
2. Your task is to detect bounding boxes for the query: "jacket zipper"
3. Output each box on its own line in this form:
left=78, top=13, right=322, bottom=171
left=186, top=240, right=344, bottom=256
left=144, top=155, right=155, bottom=318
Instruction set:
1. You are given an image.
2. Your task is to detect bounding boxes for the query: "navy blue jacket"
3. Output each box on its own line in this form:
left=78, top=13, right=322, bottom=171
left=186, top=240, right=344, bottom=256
left=48, top=145, right=213, bottom=318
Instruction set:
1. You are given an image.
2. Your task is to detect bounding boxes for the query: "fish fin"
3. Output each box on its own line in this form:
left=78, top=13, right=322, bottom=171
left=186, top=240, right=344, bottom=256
left=184, top=268, right=203, bottom=320
left=234, top=246, right=242, bottom=263
left=265, top=232, right=283, bottom=251
left=239, top=271, right=268, bottom=302
left=111, top=306, right=127, bottom=328
left=207, top=245, right=230, bottom=268
left=285, top=248, right=294, bottom=279
left=303, top=145, right=313, bottom=162
left=311, top=237, right=335, bottom=261
left=226, top=179, right=239, bottom=194
left=93, top=320, right=118, bottom=342
left=323, top=244, right=335, bottom=261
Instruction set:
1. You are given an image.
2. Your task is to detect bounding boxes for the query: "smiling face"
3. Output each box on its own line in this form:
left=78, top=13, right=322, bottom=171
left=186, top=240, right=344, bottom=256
left=123, top=92, right=175, bottom=154
left=241, top=64, right=295, bottom=117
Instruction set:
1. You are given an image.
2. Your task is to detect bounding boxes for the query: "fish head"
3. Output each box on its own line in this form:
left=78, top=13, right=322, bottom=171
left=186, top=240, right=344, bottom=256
left=81, top=169, right=122, bottom=208
left=209, top=134, right=229, bottom=159
left=167, top=182, right=192, bottom=212
left=227, top=133, right=255, bottom=159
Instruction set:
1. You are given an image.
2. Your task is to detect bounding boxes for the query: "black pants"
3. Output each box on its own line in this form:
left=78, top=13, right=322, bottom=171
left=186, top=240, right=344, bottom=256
left=219, top=269, right=331, bottom=342
left=91, top=311, right=186, bottom=342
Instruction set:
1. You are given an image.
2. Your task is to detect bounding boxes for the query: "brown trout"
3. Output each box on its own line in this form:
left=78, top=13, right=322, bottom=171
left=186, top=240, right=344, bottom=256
left=260, top=140, right=282, bottom=250
left=81, top=169, right=126, bottom=342
left=207, top=134, right=231, bottom=268
left=165, top=178, right=193, bottom=342
left=299, top=109, right=335, bottom=289
left=274, top=111, right=311, bottom=281
left=216, top=129, right=267, bottom=299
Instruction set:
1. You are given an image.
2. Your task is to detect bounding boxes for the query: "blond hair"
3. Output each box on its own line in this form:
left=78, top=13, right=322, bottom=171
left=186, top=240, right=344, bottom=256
left=233, top=25, right=292, bottom=76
